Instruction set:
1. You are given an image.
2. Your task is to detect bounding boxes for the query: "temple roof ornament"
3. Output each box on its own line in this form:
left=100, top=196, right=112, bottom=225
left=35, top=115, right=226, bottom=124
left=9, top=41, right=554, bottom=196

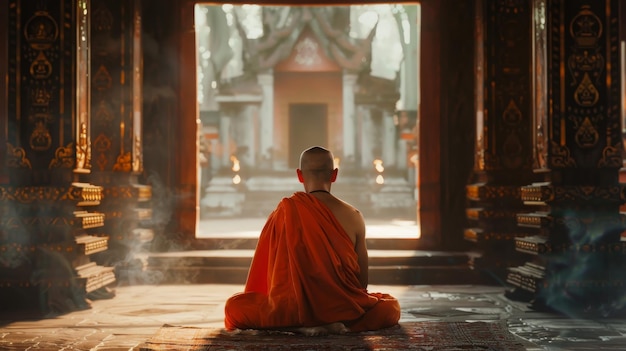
left=234, top=6, right=378, bottom=74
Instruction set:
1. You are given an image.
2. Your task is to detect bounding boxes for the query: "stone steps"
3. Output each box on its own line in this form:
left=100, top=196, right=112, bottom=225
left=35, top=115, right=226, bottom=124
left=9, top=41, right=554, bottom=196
left=142, top=236, right=487, bottom=285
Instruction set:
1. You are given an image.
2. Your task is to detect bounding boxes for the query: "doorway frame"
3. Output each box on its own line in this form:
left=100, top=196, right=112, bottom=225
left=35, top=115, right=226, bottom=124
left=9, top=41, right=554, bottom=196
left=175, top=0, right=442, bottom=249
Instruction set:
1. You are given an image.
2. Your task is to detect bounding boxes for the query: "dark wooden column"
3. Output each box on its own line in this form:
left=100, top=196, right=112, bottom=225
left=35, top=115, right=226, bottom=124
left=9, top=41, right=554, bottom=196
left=1, top=0, right=114, bottom=315
left=0, top=1, right=8, bottom=184
left=89, top=0, right=153, bottom=278
left=418, top=0, right=442, bottom=248
left=510, top=0, right=626, bottom=315
left=175, top=0, right=199, bottom=241
left=465, top=0, right=536, bottom=279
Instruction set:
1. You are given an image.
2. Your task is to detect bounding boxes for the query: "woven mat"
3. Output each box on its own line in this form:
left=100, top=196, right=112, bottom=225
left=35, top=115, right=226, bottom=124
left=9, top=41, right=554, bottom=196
left=138, top=321, right=536, bottom=350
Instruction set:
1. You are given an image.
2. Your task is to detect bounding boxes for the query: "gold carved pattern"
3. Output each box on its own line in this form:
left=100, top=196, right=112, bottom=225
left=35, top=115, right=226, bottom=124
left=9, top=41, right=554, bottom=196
left=76, top=122, right=91, bottom=170
left=549, top=141, right=576, bottom=167
left=466, top=183, right=520, bottom=201
left=133, top=134, right=143, bottom=173
left=516, top=213, right=551, bottom=228
left=24, top=10, right=58, bottom=152
left=94, top=133, right=112, bottom=171
left=520, top=183, right=553, bottom=203
left=49, top=143, right=74, bottom=169
left=0, top=184, right=102, bottom=204
left=598, top=146, right=622, bottom=168
left=573, top=116, right=599, bottom=149
left=466, top=208, right=519, bottom=220
left=104, top=186, right=135, bottom=199
left=93, top=65, right=112, bottom=92
left=6, top=143, right=32, bottom=169
left=29, top=120, right=52, bottom=151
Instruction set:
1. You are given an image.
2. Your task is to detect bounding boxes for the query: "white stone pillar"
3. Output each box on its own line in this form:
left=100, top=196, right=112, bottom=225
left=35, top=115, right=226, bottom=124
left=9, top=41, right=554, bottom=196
left=359, top=106, right=373, bottom=169
left=342, top=73, right=357, bottom=165
left=258, top=72, right=274, bottom=169
left=219, top=114, right=231, bottom=167
left=382, top=110, right=396, bottom=168
left=245, top=105, right=257, bottom=168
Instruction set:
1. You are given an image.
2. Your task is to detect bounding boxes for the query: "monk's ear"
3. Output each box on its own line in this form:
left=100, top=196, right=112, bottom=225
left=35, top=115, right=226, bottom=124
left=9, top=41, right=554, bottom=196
left=330, top=168, right=338, bottom=182
left=296, top=169, right=304, bottom=183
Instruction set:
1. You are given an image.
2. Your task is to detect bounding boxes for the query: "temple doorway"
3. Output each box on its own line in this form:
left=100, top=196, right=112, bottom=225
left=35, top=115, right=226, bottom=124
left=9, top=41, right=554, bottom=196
left=289, top=103, right=328, bottom=169
left=194, top=4, right=421, bottom=239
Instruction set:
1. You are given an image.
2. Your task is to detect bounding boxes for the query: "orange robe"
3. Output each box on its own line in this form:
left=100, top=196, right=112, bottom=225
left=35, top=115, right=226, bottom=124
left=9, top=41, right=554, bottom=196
left=224, top=192, right=400, bottom=332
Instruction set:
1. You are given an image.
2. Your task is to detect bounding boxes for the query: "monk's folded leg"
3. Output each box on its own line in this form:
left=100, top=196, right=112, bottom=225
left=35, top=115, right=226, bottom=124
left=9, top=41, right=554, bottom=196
left=345, top=294, right=401, bottom=332
left=224, top=292, right=268, bottom=330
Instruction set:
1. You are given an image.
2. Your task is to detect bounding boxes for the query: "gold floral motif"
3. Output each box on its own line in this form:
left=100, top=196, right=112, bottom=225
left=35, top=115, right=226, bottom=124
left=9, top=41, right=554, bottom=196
left=49, top=143, right=74, bottom=169
left=598, top=146, right=622, bottom=168
left=6, top=143, right=32, bottom=169
left=549, top=141, right=576, bottom=167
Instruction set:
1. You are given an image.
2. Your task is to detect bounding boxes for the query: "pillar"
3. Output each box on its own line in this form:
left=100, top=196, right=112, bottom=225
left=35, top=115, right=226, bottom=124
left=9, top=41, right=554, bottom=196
left=465, top=0, right=535, bottom=280
left=342, top=73, right=357, bottom=167
left=219, top=113, right=231, bottom=167
left=89, top=0, right=153, bottom=278
left=382, top=109, right=396, bottom=168
left=510, top=0, right=625, bottom=315
left=358, top=105, right=372, bottom=169
left=1, top=0, right=113, bottom=315
left=258, top=72, right=274, bottom=169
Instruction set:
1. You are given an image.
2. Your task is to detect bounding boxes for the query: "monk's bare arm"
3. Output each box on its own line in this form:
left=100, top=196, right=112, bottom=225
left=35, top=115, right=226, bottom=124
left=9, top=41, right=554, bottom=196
left=354, top=211, right=368, bottom=289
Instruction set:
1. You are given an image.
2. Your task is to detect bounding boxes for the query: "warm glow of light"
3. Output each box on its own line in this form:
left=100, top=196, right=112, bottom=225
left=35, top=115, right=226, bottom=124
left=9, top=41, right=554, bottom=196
left=233, top=174, right=241, bottom=184
left=230, top=155, right=240, bottom=172
left=376, top=174, right=385, bottom=184
left=334, top=157, right=340, bottom=169
left=373, top=159, right=384, bottom=173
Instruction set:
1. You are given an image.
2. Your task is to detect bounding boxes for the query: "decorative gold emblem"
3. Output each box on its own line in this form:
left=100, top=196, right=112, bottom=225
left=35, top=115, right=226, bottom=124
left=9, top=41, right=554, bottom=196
left=6, top=143, right=32, bottom=169
left=573, top=73, right=599, bottom=106
left=31, top=85, right=52, bottom=106
left=93, top=65, right=112, bottom=91
left=30, top=51, right=53, bottom=79
left=24, top=11, right=58, bottom=50
left=49, top=143, right=74, bottom=169
left=29, top=120, right=52, bottom=151
left=574, top=117, right=598, bottom=148
left=570, top=6, right=602, bottom=48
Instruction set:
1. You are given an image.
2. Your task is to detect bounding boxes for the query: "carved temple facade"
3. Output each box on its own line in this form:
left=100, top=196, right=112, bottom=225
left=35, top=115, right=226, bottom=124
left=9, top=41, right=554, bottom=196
left=1, top=0, right=626, bottom=316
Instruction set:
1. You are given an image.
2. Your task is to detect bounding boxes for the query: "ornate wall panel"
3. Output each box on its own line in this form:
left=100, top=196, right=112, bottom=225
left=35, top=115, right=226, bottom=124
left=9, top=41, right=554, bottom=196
left=6, top=0, right=94, bottom=184
left=547, top=0, right=621, bottom=169
left=91, top=0, right=143, bottom=175
left=478, top=0, right=533, bottom=173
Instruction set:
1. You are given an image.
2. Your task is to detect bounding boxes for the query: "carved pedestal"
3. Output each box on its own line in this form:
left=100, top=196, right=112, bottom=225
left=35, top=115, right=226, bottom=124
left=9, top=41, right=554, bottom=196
left=0, top=182, right=114, bottom=314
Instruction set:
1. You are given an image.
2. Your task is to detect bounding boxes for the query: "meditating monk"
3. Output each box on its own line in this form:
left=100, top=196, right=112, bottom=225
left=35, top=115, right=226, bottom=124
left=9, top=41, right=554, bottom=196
left=224, top=146, right=401, bottom=336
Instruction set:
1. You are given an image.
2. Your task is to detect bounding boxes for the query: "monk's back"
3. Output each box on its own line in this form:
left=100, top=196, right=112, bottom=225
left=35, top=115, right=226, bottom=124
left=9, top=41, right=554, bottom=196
left=310, top=192, right=362, bottom=245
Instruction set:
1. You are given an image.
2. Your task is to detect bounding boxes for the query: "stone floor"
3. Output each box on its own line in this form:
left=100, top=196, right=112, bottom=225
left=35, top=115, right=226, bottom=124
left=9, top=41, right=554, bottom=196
left=1, top=283, right=626, bottom=350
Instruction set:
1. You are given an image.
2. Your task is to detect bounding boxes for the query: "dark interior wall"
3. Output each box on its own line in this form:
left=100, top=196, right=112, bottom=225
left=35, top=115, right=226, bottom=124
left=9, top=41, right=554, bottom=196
left=141, top=0, right=181, bottom=239
left=439, top=0, right=476, bottom=249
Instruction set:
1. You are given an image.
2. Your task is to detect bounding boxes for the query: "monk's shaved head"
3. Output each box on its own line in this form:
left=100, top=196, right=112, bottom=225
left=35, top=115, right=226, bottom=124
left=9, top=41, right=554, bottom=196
left=299, top=146, right=335, bottom=181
